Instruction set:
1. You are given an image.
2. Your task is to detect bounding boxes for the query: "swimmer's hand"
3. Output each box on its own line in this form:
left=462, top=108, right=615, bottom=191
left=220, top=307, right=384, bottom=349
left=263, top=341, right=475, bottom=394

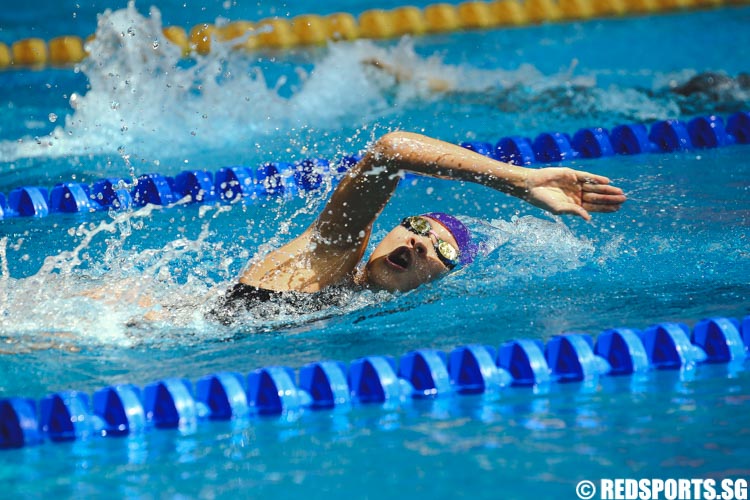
left=523, top=167, right=626, bottom=221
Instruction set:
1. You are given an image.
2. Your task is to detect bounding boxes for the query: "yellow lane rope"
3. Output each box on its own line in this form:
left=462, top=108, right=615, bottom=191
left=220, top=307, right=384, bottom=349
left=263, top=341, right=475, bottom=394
left=0, top=0, right=743, bottom=69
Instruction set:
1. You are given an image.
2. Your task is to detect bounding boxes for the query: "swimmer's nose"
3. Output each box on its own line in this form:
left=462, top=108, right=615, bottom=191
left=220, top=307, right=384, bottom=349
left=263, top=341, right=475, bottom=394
left=408, top=236, right=429, bottom=258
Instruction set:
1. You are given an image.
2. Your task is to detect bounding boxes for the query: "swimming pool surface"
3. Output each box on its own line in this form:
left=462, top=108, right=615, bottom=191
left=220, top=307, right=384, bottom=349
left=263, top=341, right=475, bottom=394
left=1, top=1, right=749, bottom=498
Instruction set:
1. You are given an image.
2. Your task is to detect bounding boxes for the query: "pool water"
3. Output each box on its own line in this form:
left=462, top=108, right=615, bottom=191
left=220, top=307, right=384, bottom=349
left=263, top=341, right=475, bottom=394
left=1, top=1, right=749, bottom=498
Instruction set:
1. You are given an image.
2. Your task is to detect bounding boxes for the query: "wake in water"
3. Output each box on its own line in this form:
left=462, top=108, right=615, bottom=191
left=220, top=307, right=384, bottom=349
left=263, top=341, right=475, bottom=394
left=0, top=2, right=414, bottom=162
left=0, top=193, right=613, bottom=351
left=2, top=2, right=728, bottom=165
left=0, top=3, right=634, bottom=349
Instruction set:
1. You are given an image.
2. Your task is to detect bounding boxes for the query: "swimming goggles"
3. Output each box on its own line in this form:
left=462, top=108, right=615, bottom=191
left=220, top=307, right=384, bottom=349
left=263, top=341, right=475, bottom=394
left=400, top=216, right=460, bottom=269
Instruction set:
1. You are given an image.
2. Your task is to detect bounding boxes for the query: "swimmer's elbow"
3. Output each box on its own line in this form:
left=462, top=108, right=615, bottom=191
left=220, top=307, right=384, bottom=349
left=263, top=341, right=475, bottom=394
left=363, top=131, right=438, bottom=177
left=371, top=131, right=420, bottom=162
left=373, top=131, right=405, bottom=155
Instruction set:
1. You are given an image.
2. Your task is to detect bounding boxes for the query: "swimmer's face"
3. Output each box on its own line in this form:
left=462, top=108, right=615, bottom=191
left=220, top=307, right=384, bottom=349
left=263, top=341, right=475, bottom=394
left=364, top=216, right=458, bottom=292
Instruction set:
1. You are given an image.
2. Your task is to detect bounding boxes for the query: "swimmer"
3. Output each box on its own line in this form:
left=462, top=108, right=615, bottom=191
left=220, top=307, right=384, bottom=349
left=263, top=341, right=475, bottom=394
left=670, top=71, right=750, bottom=98
left=361, top=57, right=455, bottom=93
left=362, top=57, right=749, bottom=111
left=211, top=131, right=626, bottom=324
left=364, top=55, right=750, bottom=98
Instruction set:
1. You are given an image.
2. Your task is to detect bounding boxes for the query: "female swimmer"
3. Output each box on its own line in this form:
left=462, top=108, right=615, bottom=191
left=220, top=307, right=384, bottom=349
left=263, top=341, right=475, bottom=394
left=211, top=131, right=626, bottom=323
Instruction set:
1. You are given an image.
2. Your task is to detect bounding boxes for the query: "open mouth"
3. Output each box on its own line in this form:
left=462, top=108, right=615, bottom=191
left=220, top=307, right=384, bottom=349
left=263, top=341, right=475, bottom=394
left=385, top=246, right=411, bottom=271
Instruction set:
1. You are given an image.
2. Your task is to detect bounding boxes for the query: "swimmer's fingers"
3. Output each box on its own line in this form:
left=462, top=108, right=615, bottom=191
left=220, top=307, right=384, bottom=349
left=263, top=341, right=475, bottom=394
left=582, top=192, right=626, bottom=217
left=559, top=181, right=626, bottom=219
left=557, top=198, right=622, bottom=221
left=575, top=171, right=612, bottom=185
left=581, top=181, right=625, bottom=196
left=581, top=178, right=627, bottom=211
left=561, top=204, right=592, bottom=221
left=582, top=201, right=624, bottom=214
left=524, top=168, right=624, bottom=221
left=581, top=190, right=627, bottom=205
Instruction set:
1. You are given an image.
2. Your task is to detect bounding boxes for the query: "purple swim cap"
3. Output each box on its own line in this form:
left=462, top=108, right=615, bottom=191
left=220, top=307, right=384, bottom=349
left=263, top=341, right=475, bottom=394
left=423, top=212, right=477, bottom=265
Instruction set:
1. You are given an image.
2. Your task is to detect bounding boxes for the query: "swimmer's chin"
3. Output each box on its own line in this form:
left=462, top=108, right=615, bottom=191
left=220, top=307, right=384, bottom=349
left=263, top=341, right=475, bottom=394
left=355, top=260, right=427, bottom=293
left=354, top=264, right=378, bottom=289
left=355, top=261, right=395, bottom=292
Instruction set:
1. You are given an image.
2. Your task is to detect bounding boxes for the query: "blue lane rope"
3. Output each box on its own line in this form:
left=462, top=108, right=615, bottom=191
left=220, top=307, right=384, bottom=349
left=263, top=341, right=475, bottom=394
left=1, top=316, right=748, bottom=449
left=0, top=112, right=748, bottom=220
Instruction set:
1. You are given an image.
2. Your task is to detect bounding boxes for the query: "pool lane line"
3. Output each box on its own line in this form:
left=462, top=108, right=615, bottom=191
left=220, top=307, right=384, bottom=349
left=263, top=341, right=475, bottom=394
left=1, top=316, right=748, bottom=449
left=0, top=111, right=748, bottom=220
left=1, top=0, right=747, bottom=69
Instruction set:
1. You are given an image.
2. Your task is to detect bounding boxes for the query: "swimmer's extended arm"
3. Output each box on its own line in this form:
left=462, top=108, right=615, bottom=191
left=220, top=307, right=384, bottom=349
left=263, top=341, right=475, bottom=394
left=361, top=58, right=454, bottom=93
left=241, top=131, right=625, bottom=290
left=316, top=131, right=626, bottom=247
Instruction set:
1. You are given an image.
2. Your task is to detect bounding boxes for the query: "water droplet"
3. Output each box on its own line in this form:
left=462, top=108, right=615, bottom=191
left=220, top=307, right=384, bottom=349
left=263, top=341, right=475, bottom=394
left=48, top=113, right=58, bottom=123
left=153, top=41, right=159, bottom=49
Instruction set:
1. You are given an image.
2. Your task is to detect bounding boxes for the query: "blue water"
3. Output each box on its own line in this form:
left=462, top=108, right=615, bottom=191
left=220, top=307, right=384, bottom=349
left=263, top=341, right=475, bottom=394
left=1, top=1, right=750, bottom=498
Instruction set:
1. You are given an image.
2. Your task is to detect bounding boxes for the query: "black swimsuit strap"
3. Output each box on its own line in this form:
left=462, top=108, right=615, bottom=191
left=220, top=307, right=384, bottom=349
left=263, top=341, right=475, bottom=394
left=207, top=282, right=350, bottom=326
left=207, top=282, right=281, bottom=325
left=224, top=282, right=281, bottom=304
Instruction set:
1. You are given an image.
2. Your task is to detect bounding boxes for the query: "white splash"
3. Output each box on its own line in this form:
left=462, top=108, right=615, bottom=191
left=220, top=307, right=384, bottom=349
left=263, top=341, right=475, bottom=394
left=469, top=215, right=598, bottom=281
left=0, top=202, right=230, bottom=349
left=0, top=2, right=656, bottom=165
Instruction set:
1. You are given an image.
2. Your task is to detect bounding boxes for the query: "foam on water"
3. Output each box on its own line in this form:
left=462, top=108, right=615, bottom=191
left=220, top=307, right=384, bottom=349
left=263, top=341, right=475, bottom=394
left=0, top=193, right=605, bottom=350
left=0, top=2, right=701, bottom=166
left=0, top=3, right=713, bottom=350
left=454, top=214, right=605, bottom=292
left=0, top=2, right=410, bottom=162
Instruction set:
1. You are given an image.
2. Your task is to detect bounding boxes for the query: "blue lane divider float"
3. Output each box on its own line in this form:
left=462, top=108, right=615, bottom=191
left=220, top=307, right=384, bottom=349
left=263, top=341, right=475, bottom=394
left=39, top=391, right=102, bottom=441
left=299, top=361, right=350, bottom=408
left=2, top=315, right=748, bottom=450
left=399, top=349, right=452, bottom=398
left=496, top=339, right=550, bottom=386
left=594, top=328, right=649, bottom=375
left=532, top=132, right=578, bottom=163
left=7, top=187, right=49, bottom=217
left=0, top=398, right=43, bottom=448
left=349, top=356, right=412, bottom=404
left=248, top=366, right=311, bottom=414
left=196, top=372, right=249, bottom=420
left=462, top=111, right=749, bottom=164
left=143, top=378, right=201, bottom=429
left=93, top=384, right=145, bottom=436
left=91, top=178, right=132, bottom=210
left=2, top=111, right=749, bottom=221
left=449, top=345, right=511, bottom=393
left=545, top=334, right=610, bottom=382
left=572, top=127, right=614, bottom=158
left=494, top=136, right=536, bottom=165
